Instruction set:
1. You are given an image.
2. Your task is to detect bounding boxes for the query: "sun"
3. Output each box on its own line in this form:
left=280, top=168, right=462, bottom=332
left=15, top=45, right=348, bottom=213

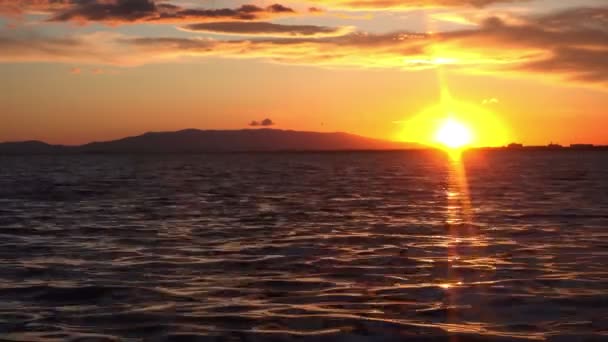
left=435, top=117, right=473, bottom=149
left=395, top=101, right=510, bottom=148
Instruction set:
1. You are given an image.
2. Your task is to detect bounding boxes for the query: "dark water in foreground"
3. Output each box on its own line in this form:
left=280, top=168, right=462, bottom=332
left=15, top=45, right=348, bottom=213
left=1, top=151, right=607, bottom=341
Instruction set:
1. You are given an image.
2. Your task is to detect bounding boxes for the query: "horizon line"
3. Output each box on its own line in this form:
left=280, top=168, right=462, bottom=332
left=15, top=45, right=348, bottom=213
left=1, top=127, right=606, bottom=149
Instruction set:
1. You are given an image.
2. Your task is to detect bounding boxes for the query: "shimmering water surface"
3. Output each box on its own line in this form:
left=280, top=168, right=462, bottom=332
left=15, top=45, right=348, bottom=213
left=1, top=151, right=607, bottom=341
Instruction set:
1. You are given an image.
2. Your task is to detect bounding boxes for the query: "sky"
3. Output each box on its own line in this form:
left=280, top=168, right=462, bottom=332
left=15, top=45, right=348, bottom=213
left=0, top=0, right=607, bottom=146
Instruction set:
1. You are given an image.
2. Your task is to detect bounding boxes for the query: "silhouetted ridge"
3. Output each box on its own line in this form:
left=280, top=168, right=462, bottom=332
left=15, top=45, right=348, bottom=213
left=0, top=129, right=419, bottom=154
left=0, top=141, right=65, bottom=154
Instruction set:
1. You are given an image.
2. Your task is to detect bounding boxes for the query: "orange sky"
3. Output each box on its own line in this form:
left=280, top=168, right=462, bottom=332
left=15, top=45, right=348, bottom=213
left=1, top=0, right=607, bottom=146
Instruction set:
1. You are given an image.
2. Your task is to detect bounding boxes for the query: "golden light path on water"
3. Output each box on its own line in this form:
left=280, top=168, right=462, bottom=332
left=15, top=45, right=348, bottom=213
left=410, top=13, right=531, bottom=341
left=429, top=151, right=544, bottom=341
left=394, top=13, right=548, bottom=339
left=444, top=151, right=478, bottom=339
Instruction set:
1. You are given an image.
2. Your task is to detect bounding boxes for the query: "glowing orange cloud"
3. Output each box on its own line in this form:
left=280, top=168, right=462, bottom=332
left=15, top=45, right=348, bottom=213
left=309, top=0, right=529, bottom=10
left=0, top=6, right=606, bottom=88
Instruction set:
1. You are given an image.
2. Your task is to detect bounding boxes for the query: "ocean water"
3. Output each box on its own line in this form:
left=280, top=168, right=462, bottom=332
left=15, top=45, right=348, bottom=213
left=0, top=151, right=607, bottom=341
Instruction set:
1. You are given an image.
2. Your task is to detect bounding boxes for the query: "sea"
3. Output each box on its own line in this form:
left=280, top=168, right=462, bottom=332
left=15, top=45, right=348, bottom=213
left=0, top=150, right=607, bottom=341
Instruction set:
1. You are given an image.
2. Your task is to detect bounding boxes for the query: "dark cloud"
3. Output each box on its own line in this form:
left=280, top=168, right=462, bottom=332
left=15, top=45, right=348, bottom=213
left=521, top=47, right=608, bottom=83
left=2, top=5, right=608, bottom=88
left=249, top=118, right=275, bottom=126
left=153, top=4, right=295, bottom=22
left=261, top=118, right=274, bottom=126
left=51, top=0, right=157, bottom=22
left=184, top=22, right=351, bottom=38
left=127, top=6, right=608, bottom=86
left=0, top=1, right=297, bottom=24
left=266, top=4, right=294, bottom=13
left=0, top=0, right=528, bottom=17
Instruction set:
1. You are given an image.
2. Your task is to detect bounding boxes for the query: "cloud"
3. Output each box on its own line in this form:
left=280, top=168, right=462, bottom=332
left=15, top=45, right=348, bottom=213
left=308, top=0, right=530, bottom=10
left=129, top=8, right=608, bottom=87
left=0, top=31, right=141, bottom=65
left=521, top=47, right=608, bottom=83
left=0, top=1, right=297, bottom=24
left=0, top=0, right=73, bottom=16
left=536, top=7, right=608, bottom=31
left=148, top=3, right=296, bottom=24
left=249, top=118, right=275, bottom=127
left=50, top=0, right=157, bottom=22
left=0, top=33, right=88, bottom=62
left=261, top=118, right=275, bottom=126
left=266, top=4, right=294, bottom=13
left=1, top=6, right=607, bottom=88
left=0, top=0, right=530, bottom=18
left=183, top=22, right=353, bottom=38
left=482, top=98, right=499, bottom=104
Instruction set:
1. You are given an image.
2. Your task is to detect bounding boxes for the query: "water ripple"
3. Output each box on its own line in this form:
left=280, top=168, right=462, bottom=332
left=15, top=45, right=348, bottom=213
left=0, top=151, right=607, bottom=341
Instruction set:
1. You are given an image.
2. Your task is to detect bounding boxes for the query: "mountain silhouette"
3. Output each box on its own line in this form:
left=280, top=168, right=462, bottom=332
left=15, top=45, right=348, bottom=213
left=0, top=129, right=420, bottom=154
left=0, top=141, right=66, bottom=154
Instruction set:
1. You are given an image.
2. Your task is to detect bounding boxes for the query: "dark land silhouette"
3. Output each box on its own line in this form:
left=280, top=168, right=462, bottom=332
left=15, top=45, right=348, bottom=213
left=0, top=129, right=422, bottom=154
left=2, top=129, right=606, bottom=155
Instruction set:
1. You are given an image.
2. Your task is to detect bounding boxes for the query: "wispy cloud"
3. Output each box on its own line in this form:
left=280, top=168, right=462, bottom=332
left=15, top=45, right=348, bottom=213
left=183, top=22, right=354, bottom=38
left=0, top=1, right=297, bottom=24
left=1, top=5, right=607, bottom=88
left=307, top=0, right=530, bottom=10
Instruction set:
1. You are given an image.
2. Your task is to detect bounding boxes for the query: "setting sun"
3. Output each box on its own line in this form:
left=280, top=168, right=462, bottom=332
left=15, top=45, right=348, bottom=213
left=395, top=100, right=510, bottom=148
left=435, top=118, right=473, bottom=149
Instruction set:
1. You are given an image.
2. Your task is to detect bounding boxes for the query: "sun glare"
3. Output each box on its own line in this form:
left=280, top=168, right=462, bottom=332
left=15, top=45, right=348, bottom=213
left=395, top=101, right=510, bottom=148
left=435, top=118, right=473, bottom=149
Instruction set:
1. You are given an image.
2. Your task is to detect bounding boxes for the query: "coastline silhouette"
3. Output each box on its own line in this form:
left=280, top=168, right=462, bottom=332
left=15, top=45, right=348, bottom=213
left=0, top=128, right=421, bottom=154
left=2, top=128, right=605, bottom=155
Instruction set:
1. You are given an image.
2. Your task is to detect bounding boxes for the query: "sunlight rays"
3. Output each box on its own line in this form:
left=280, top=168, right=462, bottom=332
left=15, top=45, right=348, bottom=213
left=415, top=12, right=497, bottom=338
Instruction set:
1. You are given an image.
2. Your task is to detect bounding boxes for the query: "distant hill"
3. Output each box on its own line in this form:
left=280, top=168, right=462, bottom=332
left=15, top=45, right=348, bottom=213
left=0, top=129, right=420, bottom=154
left=0, top=141, right=66, bottom=154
